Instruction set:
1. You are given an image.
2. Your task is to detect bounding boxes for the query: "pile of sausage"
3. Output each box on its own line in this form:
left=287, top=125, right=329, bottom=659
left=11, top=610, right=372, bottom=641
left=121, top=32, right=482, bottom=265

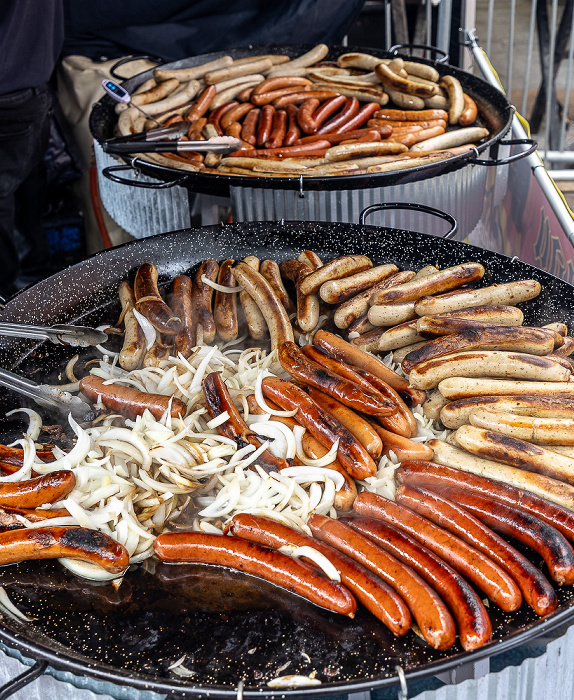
left=116, top=44, right=489, bottom=177
left=0, top=461, right=129, bottom=574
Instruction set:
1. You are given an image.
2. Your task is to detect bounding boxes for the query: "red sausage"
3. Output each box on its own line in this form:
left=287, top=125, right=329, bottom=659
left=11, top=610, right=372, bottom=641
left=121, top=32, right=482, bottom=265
left=79, top=375, right=186, bottom=420
left=395, top=484, right=557, bottom=616
left=0, top=526, right=129, bottom=573
left=337, top=102, right=382, bottom=133
left=256, top=104, right=275, bottom=147
left=208, top=100, right=239, bottom=135
left=169, top=274, right=195, bottom=358
left=283, top=103, right=301, bottom=146
left=153, top=531, right=357, bottom=617
left=134, top=262, right=182, bottom=335
left=308, top=514, right=457, bottom=650
left=226, top=513, right=411, bottom=635
left=316, top=97, right=359, bottom=134
left=185, top=85, right=217, bottom=122
left=265, top=109, right=288, bottom=149
left=240, top=108, right=261, bottom=146
left=0, top=471, right=75, bottom=509
left=354, top=491, right=523, bottom=612
left=344, top=515, right=492, bottom=650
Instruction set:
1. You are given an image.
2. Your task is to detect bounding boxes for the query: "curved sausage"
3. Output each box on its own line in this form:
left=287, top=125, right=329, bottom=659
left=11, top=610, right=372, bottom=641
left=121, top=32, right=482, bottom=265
left=256, top=105, right=276, bottom=147
left=238, top=256, right=267, bottom=340
left=299, top=255, right=373, bottom=296
left=353, top=368, right=417, bottom=438
left=0, top=526, right=129, bottom=573
left=345, top=515, right=492, bottom=650
left=212, top=258, right=239, bottom=342
left=169, top=274, right=196, bottom=358
left=354, top=491, right=523, bottom=612
left=79, top=375, right=186, bottom=420
left=185, top=85, right=217, bottom=122
left=283, top=103, right=301, bottom=146
left=279, top=259, right=320, bottom=333
left=265, top=109, right=288, bottom=149
left=203, top=372, right=288, bottom=473
left=261, top=377, right=376, bottom=480
left=154, top=531, right=357, bottom=617
left=308, top=514, right=457, bottom=650
left=226, top=513, right=411, bottom=635
left=240, top=108, right=261, bottom=145
left=316, top=97, right=359, bottom=134
left=191, top=260, right=218, bottom=345
left=134, top=262, right=182, bottom=335
left=118, top=281, right=146, bottom=371
left=395, top=484, right=557, bottom=616
left=259, top=259, right=296, bottom=315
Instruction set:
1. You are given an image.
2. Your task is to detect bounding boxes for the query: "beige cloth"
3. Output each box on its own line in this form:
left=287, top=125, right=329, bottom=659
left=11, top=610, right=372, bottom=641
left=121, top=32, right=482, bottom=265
left=56, top=56, right=156, bottom=254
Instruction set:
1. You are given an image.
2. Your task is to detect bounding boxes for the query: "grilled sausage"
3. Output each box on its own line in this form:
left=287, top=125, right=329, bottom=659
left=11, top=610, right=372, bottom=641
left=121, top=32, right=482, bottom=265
left=226, top=513, right=410, bottom=634
left=299, top=256, right=373, bottom=296
left=191, top=260, right=218, bottom=345
left=354, top=491, right=523, bottom=611
left=169, top=275, right=196, bottom=358
left=279, top=259, right=320, bottom=333
left=259, top=259, right=296, bottom=315
left=308, top=514, right=457, bottom=650
left=213, top=259, right=239, bottom=342
left=118, top=281, right=147, bottom=371
left=134, top=262, right=182, bottom=334
left=319, top=264, right=399, bottom=304
left=80, top=375, right=185, bottom=420
left=395, top=484, right=557, bottom=615
left=154, top=531, right=356, bottom=616
left=438, top=378, right=574, bottom=401
left=0, top=471, right=75, bottom=509
left=238, top=256, right=267, bottom=340
left=344, top=515, right=492, bottom=649
left=468, top=408, right=574, bottom=444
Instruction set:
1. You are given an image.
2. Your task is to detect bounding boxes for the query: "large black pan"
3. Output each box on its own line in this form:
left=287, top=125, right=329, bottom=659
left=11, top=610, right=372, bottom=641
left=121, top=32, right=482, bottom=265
left=0, top=217, right=574, bottom=698
left=89, top=44, right=523, bottom=196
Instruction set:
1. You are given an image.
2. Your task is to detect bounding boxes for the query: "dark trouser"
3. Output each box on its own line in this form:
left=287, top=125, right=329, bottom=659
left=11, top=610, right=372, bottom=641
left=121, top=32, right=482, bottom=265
left=0, top=84, right=52, bottom=298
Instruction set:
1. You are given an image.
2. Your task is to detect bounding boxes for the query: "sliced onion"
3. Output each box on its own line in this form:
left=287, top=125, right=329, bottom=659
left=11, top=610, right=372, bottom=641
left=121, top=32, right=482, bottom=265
left=201, top=274, right=243, bottom=293
left=279, top=544, right=341, bottom=582
left=132, top=308, right=157, bottom=351
left=347, top=331, right=360, bottom=340
left=254, top=373, right=297, bottom=417
left=94, top=324, right=119, bottom=357
left=292, top=425, right=339, bottom=467
left=6, top=408, right=42, bottom=441
left=58, top=557, right=123, bottom=581
left=0, top=587, right=33, bottom=621
left=252, top=420, right=296, bottom=460
left=0, top=437, right=35, bottom=482
left=189, top=346, right=218, bottom=393
left=279, top=465, right=345, bottom=491
left=267, top=676, right=321, bottom=689
left=206, top=411, right=230, bottom=429
left=65, top=354, right=80, bottom=382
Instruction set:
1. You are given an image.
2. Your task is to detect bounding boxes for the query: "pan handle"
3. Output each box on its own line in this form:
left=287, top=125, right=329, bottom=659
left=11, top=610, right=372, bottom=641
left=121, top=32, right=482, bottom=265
left=359, top=202, right=458, bottom=240
left=389, top=44, right=449, bottom=63
left=0, top=660, right=48, bottom=699
left=109, top=55, right=163, bottom=81
left=102, top=163, right=187, bottom=189
left=468, top=138, right=538, bottom=166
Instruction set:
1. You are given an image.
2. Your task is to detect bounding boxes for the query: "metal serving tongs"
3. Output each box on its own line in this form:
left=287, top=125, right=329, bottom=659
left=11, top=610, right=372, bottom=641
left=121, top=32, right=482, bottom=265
left=0, top=368, right=94, bottom=422
left=0, top=322, right=109, bottom=348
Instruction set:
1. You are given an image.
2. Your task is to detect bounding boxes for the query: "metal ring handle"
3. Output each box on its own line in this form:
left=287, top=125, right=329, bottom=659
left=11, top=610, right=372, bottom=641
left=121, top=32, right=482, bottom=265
left=109, top=55, right=163, bottom=80
left=389, top=43, right=449, bottom=63
left=102, top=164, right=187, bottom=189
left=359, top=202, right=458, bottom=239
left=469, top=138, right=538, bottom=166
left=0, top=660, right=48, bottom=699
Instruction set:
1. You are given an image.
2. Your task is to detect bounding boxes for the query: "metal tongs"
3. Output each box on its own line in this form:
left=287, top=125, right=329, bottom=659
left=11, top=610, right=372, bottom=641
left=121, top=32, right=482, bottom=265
left=0, top=322, right=109, bottom=348
left=103, top=122, right=242, bottom=156
left=0, top=368, right=94, bottom=422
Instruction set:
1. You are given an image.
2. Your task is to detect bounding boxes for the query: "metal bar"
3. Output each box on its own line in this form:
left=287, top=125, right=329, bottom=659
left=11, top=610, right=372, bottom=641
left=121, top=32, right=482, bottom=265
left=520, top=0, right=538, bottom=117
left=558, top=5, right=574, bottom=151
left=538, top=151, right=574, bottom=163
left=486, top=0, right=495, bottom=57
left=0, top=660, right=48, bottom=700
left=507, top=0, right=517, bottom=100
left=544, top=0, right=559, bottom=155
left=463, top=29, right=574, bottom=245
left=436, top=0, right=453, bottom=57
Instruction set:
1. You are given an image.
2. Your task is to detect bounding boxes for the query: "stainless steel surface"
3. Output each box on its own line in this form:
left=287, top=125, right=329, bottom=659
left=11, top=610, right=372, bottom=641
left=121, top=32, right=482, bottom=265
left=103, top=137, right=243, bottom=155
left=0, top=323, right=108, bottom=347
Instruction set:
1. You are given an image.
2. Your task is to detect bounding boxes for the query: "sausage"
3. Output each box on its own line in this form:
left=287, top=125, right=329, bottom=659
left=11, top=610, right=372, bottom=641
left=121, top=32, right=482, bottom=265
left=368, top=301, right=417, bottom=327
left=246, top=396, right=357, bottom=511
left=353, top=492, right=523, bottom=612
left=315, top=97, right=360, bottom=134
left=439, top=75, right=465, bottom=124
left=259, top=259, right=296, bottom=315
left=410, top=127, right=489, bottom=152
left=118, top=281, right=146, bottom=371
left=204, top=58, right=273, bottom=85
left=345, top=515, right=492, bottom=650
left=415, top=318, right=531, bottom=339
left=337, top=52, right=385, bottom=71
left=191, top=260, right=218, bottom=345
left=298, top=250, right=323, bottom=269
left=395, top=484, right=557, bottom=615
left=372, top=424, right=433, bottom=462
left=414, top=280, right=542, bottom=316
left=297, top=95, right=347, bottom=134
left=427, top=438, right=574, bottom=511
left=79, top=375, right=186, bottom=420
left=240, top=108, right=260, bottom=145
left=469, top=408, right=574, bottom=445
left=459, top=93, right=478, bottom=126
left=439, top=488, right=574, bottom=585
left=207, top=100, right=240, bottom=135
left=0, top=471, right=75, bottom=509
left=325, top=141, right=408, bottom=161
left=553, top=336, right=574, bottom=356
left=133, top=262, right=182, bottom=335
left=409, top=350, right=570, bottom=390
left=369, top=263, right=485, bottom=307
left=440, top=395, right=574, bottom=430
left=231, top=261, right=294, bottom=349
left=283, top=103, right=301, bottom=145
left=375, top=63, right=438, bottom=97
left=238, top=256, right=267, bottom=340
left=453, top=424, right=574, bottom=487
left=226, top=513, right=410, bottom=634
left=213, top=259, right=239, bottom=342
left=278, top=341, right=395, bottom=416
left=306, top=387, right=383, bottom=459
left=252, top=87, right=311, bottom=107
left=131, top=78, right=179, bottom=106
left=297, top=127, right=391, bottom=146
left=261, top=377, right=376, bottom=480
left=402, top=326, right=556, bottom=374
left=330, top=102, right=383, bottom=134
left=220, top=102, right=254, bottom=130
left=312, top=329, right=416, bottom=399
left=255, top=104, right=275, bottom=147
left=154, top=531, right=356, bottom=616
left=265, top=109, right=288, bottom=149
left=354, top=320, right=424, bottom=354
left=308, top=514, right=457, bottom=650
left=0, top=526, right=129, bottom=573
left=398, top=459, right=574, bottom=545
left=271, top=90, right=340, bottom=109
left=169, top=275, right=196, bottom=358
left=231, top=140, right=331, bottom=159
left=438, top=378, right=574, bottom=401
left=185, top=85, right=218, bottom=122
left=279, top=259, right=320, bottom=333
left=268, top=45, right=329, bottom=72
left=155, top=56, right=233, bottom=82
left=143, top=334, right=173, bottom=367
left=299, top=256, right=373, bottom=296
left=333, top=270, right=416, bottom=329
left=251, top=76, right=313, bottom=96
left=319, top=263, right=398, bottom=305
